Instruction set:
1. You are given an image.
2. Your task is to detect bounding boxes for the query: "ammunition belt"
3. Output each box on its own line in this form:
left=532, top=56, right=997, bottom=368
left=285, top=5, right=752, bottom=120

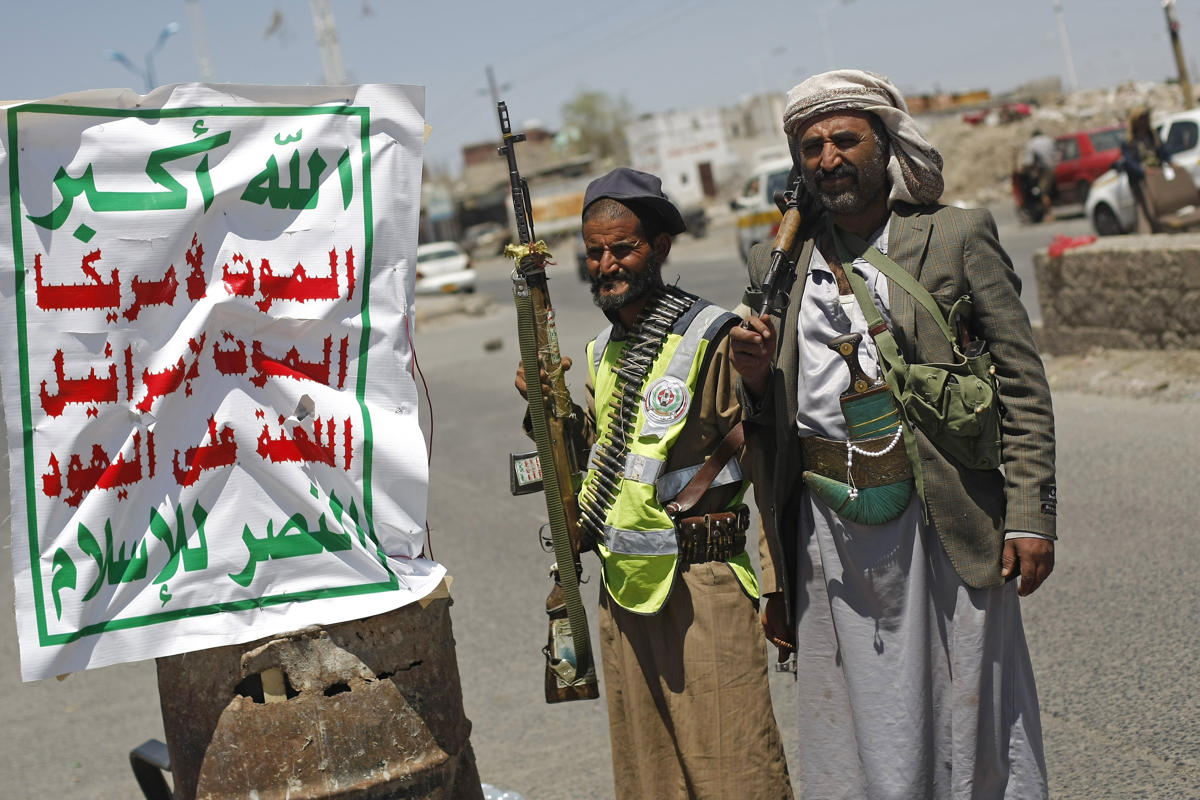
left=674, top=504, right=750, bottom=564
left=578, top=287, right=694, bottom=544
left=801, top=432, right=912, bottom=488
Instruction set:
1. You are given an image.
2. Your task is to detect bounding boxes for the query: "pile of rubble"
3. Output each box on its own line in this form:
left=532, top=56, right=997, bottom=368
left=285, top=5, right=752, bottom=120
left=920, top=81, right=1189, bottom=207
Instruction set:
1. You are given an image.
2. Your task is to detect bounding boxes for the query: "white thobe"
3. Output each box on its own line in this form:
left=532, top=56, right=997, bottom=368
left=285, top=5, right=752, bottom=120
left=792, top=224, right=1049, bottom=800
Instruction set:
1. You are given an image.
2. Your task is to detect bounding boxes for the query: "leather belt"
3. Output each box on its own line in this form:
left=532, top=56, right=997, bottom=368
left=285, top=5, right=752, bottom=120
left=674, top=504, right=750, bottom=564
left=801, top=433, right=912, bottom=488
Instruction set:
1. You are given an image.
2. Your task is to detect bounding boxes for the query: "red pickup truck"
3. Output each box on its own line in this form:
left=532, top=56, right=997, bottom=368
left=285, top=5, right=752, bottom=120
left=1052, top=126, right=1124, bottom=205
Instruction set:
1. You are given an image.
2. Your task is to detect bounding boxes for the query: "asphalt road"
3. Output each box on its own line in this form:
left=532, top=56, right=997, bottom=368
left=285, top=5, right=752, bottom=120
left=2, top=207, right=1198, bottom=799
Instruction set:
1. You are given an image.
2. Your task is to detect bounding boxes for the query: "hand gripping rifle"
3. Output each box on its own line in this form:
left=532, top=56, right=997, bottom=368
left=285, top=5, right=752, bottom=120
left=499, top=101, right=599, bottom=703
left=751, top=181, right=806, bottom=325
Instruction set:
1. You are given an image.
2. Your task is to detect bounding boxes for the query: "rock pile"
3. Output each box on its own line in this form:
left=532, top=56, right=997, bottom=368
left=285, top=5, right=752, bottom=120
left=919, top=81, right=1191, bottom=207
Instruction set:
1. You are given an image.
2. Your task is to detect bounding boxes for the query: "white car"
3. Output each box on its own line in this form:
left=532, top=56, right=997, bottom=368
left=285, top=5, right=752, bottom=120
left=1084, top=108, right=1200, bottom=235
left=733, top=157, right=793, bottom=263
left=415, top=241, right=476, bottom=294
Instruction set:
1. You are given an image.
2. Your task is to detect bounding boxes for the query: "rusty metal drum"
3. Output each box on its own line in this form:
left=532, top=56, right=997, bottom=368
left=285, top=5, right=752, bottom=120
left=155, top=592, right=483, bottom=799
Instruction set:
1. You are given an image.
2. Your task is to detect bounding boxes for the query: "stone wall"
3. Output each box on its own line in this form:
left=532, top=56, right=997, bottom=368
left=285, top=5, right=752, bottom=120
left=1033, top=233, right=1200, bottom=353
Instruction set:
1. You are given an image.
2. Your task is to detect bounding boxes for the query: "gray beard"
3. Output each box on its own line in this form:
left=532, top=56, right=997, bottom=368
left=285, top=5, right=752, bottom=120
left=589, top=256, right=664, bottom=311
left=803, top=154, right=889, bottom=215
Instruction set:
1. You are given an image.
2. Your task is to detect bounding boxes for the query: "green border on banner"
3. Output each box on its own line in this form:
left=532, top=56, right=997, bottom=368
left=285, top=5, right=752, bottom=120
left=6, top=103, right=402, bottom=648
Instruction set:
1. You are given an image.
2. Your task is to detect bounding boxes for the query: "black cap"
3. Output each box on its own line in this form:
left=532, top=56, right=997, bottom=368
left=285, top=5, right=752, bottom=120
left=582, top=167, right=687, bottom=235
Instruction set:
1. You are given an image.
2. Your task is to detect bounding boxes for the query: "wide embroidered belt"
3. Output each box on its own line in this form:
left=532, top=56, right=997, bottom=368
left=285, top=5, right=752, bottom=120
left=801, top=432, right=912, bottom=488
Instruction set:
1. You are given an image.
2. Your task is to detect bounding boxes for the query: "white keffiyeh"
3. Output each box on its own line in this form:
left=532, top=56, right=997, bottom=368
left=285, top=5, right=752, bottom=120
left=782, top=69, right=945, bottom=206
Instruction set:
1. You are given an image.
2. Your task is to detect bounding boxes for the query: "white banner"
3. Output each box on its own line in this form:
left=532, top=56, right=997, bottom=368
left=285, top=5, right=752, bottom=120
left=0, top=84, right=443, bottom=681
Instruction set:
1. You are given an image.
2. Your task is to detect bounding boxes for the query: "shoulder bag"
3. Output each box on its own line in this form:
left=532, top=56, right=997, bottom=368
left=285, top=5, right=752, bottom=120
left=835, top=228, right=1003, bottom=472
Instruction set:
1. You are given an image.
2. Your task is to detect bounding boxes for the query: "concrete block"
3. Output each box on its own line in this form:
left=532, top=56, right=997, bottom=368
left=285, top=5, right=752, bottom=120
left=1034, top=235, right=1200, bottom=353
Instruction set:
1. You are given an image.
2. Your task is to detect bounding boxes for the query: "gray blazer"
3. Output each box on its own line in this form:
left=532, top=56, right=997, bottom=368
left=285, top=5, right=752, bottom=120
left=741, top=203, right=1057, bottom=625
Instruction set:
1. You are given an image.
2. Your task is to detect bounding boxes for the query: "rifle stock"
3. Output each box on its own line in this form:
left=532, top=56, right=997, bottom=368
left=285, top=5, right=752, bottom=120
left=755, top=185, right=806, bottom=322
left=499, top=101, right=599, bottom=703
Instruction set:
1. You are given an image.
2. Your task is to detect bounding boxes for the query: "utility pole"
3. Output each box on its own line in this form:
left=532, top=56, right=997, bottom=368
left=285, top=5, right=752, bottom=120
left=1164, top=0, right=1195, bottom=109
left=1052, top=0, right=1079, bottom=93
left=309, top=0, right=348, bottom=85
left=814, top=0, right=858, bottom=72
left=483, top=65, right=512, bottom=137
left=185, top=0, right=214, bottom=81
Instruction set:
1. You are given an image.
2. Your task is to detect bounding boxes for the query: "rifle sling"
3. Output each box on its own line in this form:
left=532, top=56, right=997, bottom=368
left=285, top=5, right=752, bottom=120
left=513, top=276, right=592, bottom=686
left=664, top=422, right=745, bottom=516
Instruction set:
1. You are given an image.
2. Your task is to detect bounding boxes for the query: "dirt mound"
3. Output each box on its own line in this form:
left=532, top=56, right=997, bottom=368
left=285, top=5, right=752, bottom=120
left=920, top=81, right=1188, bottom=207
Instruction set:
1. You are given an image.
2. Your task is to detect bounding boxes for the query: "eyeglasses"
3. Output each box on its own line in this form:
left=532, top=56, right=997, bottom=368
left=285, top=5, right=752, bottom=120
left=584, top=240, right=645, bottom=263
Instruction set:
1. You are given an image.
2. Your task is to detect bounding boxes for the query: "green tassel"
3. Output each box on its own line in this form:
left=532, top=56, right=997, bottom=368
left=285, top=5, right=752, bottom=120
left=802, top=471, right=914, bottom=526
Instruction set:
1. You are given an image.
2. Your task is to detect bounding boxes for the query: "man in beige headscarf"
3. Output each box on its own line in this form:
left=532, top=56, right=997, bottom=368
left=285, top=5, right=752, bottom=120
left=730, top=69, right=1056, bottom=799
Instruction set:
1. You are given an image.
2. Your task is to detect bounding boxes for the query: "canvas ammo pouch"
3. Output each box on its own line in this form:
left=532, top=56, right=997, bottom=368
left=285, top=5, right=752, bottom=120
left=900, top=327, right=1003, bottom=471
left=837, top=230, right=1003, bottom=472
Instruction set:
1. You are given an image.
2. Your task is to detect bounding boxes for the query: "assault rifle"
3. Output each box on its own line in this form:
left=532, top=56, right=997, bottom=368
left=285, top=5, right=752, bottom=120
left=754, top=181, right=806, bottom=322
left=499, top=101, right=599, bottom=703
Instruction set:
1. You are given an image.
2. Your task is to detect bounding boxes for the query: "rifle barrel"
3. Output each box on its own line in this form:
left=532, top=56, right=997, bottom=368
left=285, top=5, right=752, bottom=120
left=497, top=101, right=534, bottom=245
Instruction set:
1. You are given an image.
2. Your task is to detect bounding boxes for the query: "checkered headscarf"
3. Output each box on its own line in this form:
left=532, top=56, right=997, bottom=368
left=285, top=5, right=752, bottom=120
left=782, top=69, right=944, bottom=206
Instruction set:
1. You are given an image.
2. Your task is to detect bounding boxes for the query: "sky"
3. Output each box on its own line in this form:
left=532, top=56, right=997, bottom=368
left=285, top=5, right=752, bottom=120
left=2, top=0, right=1197, bottom=175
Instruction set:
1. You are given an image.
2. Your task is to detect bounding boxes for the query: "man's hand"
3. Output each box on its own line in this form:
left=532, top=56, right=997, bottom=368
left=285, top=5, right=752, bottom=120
left=760, top=592, right=795, bottom=663
left=514, top=356, right=572, bottom=400
left=1001, top=537, right=1055, bottom=597
left=729, top=316, right=775, bottom=397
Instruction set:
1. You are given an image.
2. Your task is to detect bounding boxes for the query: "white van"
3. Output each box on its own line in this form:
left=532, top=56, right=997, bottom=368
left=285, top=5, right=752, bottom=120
left=733, top=157, right=793, bottom=264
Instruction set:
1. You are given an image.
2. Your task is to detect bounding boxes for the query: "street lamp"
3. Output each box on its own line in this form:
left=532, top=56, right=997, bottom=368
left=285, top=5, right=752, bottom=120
left=814, top=0, right=857, bottom=71
left=480, top=65, right=513, bottom=138
left=104, top=22, right=181, bottom=92
left=1052, top=0, right=1079, bottom=93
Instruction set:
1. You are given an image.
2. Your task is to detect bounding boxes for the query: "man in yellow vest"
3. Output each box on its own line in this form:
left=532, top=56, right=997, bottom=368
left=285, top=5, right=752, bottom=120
left=515, top=168, right=791, bottom=799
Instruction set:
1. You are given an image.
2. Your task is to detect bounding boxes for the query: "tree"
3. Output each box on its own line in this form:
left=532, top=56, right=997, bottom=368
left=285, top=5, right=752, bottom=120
left=560, top=90, right=634, bottom=164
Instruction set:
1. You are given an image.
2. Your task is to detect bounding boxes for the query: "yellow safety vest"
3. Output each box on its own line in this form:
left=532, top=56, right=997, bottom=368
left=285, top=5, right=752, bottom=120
left=584, top=299, right=758, bottom=614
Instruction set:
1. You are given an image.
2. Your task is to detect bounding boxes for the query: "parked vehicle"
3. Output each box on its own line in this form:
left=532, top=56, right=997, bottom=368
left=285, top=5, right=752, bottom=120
left=1052, top=126, right=1124, bottom=206
left=461, top=222, right=509, bottom=256
left=415, top=241, right=475, bottom=294
left=680, top=206, right=708, bottom=239
left=1012, top=125, right=1123, bottom=223
left=1085, top=109, right=1200, bottom=235
left=962, top=103, right=1032, bottom=126
left=732, top=157, right=793, bottom=264
left=1085, top=168, right=1136, bottom=235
